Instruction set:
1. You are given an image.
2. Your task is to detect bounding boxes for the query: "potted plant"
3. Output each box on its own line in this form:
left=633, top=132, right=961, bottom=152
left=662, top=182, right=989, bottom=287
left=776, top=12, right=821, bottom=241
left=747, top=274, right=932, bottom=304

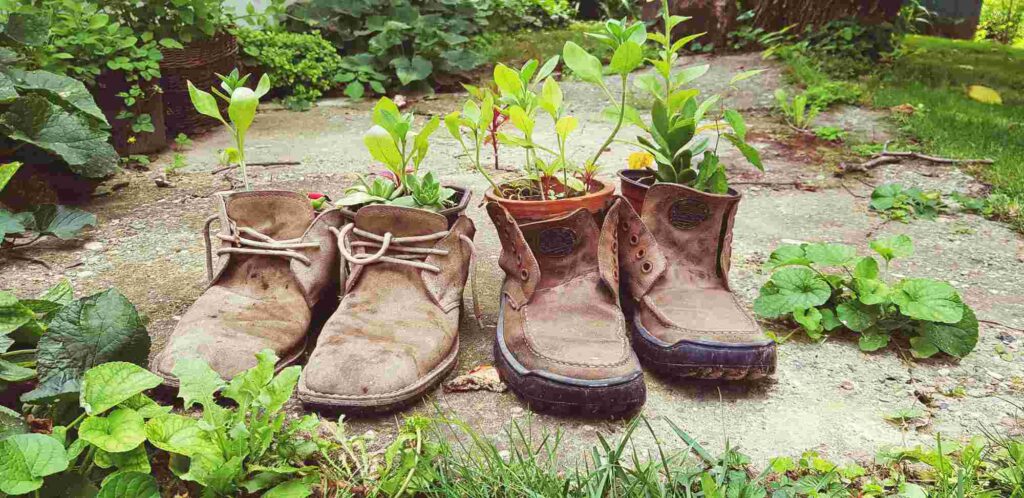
left=336, top=97, right=471, bottom=223
left=448, top=19, right=646, bottom=221
left=617, top=1, right=765, bottom=210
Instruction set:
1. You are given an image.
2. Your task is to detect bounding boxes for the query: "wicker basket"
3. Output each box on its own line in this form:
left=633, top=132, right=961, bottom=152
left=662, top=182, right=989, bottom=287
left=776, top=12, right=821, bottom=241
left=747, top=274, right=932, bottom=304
left=160, top=32, right=239, bottom=137
left=92, top=71, right=168, bottom=156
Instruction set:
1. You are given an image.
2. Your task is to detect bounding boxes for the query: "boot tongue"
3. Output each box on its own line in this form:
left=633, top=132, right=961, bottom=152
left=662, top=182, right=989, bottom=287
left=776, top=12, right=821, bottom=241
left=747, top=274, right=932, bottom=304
left=223, top=191, right=314, bottom=240
left=355, top=204, right=447, bottom=241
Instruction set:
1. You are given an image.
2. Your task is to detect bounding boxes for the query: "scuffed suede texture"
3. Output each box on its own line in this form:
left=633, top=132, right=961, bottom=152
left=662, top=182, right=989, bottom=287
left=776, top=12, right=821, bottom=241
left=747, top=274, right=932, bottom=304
left=626, top=183, right=768, bottom=346
left=155, top=191, right=342, bottom=380
left=489, top=204, right=642, bottom=382
left=300, top=205, right=475, bottom=399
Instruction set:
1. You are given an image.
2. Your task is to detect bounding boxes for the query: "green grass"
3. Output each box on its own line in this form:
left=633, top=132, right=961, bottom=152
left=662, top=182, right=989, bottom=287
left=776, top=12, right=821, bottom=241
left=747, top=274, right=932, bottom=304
left=869, top=35, right=1024, bottom=196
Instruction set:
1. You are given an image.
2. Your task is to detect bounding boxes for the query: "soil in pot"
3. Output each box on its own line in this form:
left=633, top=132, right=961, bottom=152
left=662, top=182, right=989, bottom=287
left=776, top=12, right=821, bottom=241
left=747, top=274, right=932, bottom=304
left=484, top=178, right=615, bottom=222
left=339, top=186, right=472, bottom=228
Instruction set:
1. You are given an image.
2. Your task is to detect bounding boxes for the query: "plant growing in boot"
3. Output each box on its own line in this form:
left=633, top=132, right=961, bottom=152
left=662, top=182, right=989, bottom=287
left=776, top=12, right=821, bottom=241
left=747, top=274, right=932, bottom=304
left=336, top=97, right=457, bottom=212
left=754, top=235, right=979, bottom=359
left=187, top=69, right=271, bottom=191
left=623, top=1, right=764, bottom=195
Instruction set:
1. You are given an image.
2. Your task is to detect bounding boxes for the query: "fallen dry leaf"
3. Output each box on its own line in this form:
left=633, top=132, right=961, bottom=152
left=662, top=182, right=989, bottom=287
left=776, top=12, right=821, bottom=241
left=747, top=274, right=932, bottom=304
left=967, top=85, right=1003, bottom=105
left=394, top=94, right=409, bottom=109
left=444, top=365, right=507, bottom=393
left=890, top=103, right=917, bottom=115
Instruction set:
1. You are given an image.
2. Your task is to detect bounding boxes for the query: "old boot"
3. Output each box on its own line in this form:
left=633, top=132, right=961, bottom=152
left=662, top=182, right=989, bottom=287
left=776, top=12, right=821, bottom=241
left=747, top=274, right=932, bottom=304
left=153, top=190, right=343, bottom=384
left=298, top=204, right=476, bottom=412
left=618, top=183, right=776, bottom=380
left=488, top=202, right=645, bottom=416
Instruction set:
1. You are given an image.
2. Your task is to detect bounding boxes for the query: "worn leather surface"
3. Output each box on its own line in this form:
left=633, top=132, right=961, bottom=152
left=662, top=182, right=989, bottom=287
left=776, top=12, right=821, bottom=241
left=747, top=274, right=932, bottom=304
left=300, top=205, right=475, bottom=399
left=623, top=183, right=766, bottom=345
left=489, top=203, right=641, bottom=381
left=154, top=191, right=342, bottom=380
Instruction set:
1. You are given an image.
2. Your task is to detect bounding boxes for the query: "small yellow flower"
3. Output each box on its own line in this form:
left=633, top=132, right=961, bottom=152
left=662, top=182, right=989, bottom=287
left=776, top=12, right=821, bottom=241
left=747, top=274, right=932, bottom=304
left=127, top=136, right=137, bottom=144
left=628, top=151, right=654, bottom=170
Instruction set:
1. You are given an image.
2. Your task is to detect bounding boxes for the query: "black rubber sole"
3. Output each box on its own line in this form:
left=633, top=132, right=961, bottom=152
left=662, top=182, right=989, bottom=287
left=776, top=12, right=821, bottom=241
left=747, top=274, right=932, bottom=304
left=626, top=311, right=776, bottom=381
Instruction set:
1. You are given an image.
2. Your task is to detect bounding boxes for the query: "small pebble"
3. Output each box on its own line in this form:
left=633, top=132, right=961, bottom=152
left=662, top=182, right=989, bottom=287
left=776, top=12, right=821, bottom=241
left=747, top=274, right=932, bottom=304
left=84, top=242, right=104, bottom=251
left=841, top=380, right=856, bottom=391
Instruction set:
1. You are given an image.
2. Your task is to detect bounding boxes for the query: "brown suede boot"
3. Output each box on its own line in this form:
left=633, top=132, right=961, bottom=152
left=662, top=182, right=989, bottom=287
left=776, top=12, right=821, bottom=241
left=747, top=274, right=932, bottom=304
left=153, top=190, right=344, bottom=383
left=488, top=202, right=645, bottom=417
left=617, top=183, right=776, bottom=380
left=297, top=204, right=476, bottom=412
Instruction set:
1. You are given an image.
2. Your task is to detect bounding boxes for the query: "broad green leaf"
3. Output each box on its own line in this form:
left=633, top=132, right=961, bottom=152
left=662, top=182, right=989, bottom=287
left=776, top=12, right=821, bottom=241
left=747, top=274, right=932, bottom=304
left=1, top=95, right=118, bottom=178
left=803, top=243, right=857, bottom=267
left=26, top=205, right=96, bottom=239
left=0, top=359, right=35, bottom=382
left=507, top=106, right=533, bottom=135
left=0, top=433, right=68, bottom=495
left=539, top=77, right=562, bottom=118
left=257, top=365, right=300, bottom=414
left=228, top=87, right=258, bottom=136
left=23, top=289, right=149, bottom=404
left=391, top=56, right=432, bottom=86
left=144, top=414, right=217, bottom=457
left=693, top=95, right=721, bottom=124
left=38, top=472, right=98, bottom=497
left=0, top=209, right=26, bottom=240
left=412, top=116, right=440, bottom=167
left=753, top=267, right=831, bottom=318
left=891, top=279, right=963, bottom=324
left=222, top=349, right=277, bottom=407
left=909, top=336, right=940, bottom=359
left=534, top=55, right=560, bottom=83
left=254, top=73, right=271, bottom=99
left=555, top=116, right=578, bottom=141
left=493, top=64, right=523, bottom=97
left=363, top=125, right=403, bottom=171
left=853, top=257, right=879, bottom=279
left=0, top=405, right=28, bottom=440
left=917, top=305, right=978, bottom=358
left=609, top=41, right=643, bottom=75
left=870, top=183, right=901, bottom=211
left=443, top=111, right=463, bottom=145
left=870, top=234, right=913, bottom=262
left=673, top=64, right=709, bottom=88
left=79, top=408, right=145, bottom=453
left=173, top=358, right=226, bottom=410
left=186, top=82, right=224, bottom=123
left=723, top=109, right=746, bottom=141
left=853, top=278, right=890, bottom=305
left=9, top=69, right=107, bottom=123
left=97, top=471, right=159, bottom=498
left=792, top=307, right=822, bottom=335
left=820, top=308, right=842, bottom=331
left=94, top=445, right=149, bottom=473
left=264, top=477, right=315, bottom=498
left=858, top=330, right=890, bottom=352
left=0, top=162, right=21, bottom=193
left=118, top=393, right=171, bottom=419
left=562, top=42, right=603, bottom=84
left=836, top=301, right=878, bottom=332
left=764, top=244, right=811, bottom=269
left=601, top=104, right=643, bottom=129
left=81, top=362, right=162, bottom=415
left=0, top=291, right=35, bottom=335
left=723, top=133, right=763, bottom=171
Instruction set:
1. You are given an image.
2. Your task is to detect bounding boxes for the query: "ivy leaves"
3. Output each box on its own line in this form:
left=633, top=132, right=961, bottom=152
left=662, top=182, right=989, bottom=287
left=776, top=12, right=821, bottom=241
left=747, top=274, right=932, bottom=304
left=755, top=236, right=979, bottom=359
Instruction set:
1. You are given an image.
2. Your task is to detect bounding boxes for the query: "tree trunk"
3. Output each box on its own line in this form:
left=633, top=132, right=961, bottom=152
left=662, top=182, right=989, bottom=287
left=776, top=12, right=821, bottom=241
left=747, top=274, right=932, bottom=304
left=753, top=0, right=904, bottom=32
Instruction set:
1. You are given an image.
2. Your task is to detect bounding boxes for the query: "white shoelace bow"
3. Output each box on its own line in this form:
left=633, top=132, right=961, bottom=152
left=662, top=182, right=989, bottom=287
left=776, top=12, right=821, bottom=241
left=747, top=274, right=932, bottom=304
left=203, top=215, right=320, bottom=281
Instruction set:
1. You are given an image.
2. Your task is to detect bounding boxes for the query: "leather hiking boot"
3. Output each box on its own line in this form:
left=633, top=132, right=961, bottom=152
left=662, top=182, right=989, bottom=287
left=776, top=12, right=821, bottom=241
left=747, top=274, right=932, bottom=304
left=488, top=202, right=645, bottom=417
left=298, top=204, right=477, bottom=413
left=617, top=183, right=776, bottom=380
left=153, top=190, right=344, bottom=384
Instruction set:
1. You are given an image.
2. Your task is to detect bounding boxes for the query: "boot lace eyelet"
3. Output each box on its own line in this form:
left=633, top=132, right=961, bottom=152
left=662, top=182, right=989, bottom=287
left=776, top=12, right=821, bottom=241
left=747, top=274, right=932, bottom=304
left=629, top=234, right=639, bottom=245
left=611, top=241, right=618, bottom=252
left=636, top=248, right=646, bottom=259
left=520, top=268, right=529, bottom=281
left=641, top=261, right=653, bottom=273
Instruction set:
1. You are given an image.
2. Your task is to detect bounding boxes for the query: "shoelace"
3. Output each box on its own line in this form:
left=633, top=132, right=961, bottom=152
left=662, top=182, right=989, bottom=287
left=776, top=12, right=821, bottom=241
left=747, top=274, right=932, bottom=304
left=332, top=222, right=482, bottom=326
left=203, top=215, right=320, bottom=281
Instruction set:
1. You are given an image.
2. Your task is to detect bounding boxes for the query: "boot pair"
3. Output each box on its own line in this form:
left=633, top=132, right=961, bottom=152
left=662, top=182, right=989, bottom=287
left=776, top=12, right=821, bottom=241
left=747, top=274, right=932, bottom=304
left=153, top=190, right=476, bottom=413
left=489, top=183, right=776, bottom=416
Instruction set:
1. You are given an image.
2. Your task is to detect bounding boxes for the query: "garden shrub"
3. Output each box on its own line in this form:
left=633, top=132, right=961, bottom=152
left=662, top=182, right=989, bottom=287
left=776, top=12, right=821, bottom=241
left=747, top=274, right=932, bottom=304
left=285, top=0, right=491, bottom=90
left=487, top=0, right=574, bottom=32
left=235, top=28, right=351, bottom=110
left=977, top=0, right=1024, bottom=44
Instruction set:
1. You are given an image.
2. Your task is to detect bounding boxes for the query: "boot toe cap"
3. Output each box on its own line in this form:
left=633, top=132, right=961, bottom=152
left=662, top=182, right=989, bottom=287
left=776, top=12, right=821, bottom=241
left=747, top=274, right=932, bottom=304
left=301, top=340, right=422, bottom=398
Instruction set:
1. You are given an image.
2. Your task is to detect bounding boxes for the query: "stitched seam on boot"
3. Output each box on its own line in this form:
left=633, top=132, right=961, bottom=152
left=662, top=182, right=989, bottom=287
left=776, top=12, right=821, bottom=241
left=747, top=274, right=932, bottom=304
left=521, top=272, right=629, bottom=368
left=643, top=294, right=759, bottom=336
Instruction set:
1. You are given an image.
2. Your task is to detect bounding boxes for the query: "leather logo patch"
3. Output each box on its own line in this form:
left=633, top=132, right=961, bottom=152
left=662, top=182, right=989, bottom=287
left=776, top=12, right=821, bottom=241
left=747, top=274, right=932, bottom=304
left=537, top=227, right=577, bottom=256
left=669, top=199, right=709, bottom=229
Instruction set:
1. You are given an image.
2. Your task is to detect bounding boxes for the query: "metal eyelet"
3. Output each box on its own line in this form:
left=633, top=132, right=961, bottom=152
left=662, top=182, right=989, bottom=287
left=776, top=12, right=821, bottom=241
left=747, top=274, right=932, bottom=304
left=620, top=222, right=629, bottom=232
left=520, top=268, right=529, bottom=281
left=629, top=234, right=639, bottom=246
left=611, top=240, right=618, bottom=252
left=641, top=261, right=653, bottom=273
left=636, top=248, right=646, bottom=259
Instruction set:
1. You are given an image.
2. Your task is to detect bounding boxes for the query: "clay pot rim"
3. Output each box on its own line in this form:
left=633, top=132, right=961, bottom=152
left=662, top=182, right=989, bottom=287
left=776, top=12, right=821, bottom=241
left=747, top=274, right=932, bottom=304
left=483, top=177, right=615, bottom=205
left=616, top=169, right=742, bottom=200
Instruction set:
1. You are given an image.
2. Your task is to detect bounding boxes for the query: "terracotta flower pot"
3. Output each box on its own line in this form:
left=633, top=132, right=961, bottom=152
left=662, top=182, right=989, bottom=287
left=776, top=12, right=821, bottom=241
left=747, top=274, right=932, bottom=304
left=617, top=169, right=655, bottom=212
left=483, top=178, right=615, bottom=222
left=338, top=185, right=472, bottom=228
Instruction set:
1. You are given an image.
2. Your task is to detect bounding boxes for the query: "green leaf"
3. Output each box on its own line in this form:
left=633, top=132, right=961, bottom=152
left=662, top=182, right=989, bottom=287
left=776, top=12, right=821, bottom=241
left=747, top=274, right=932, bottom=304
left=264, top=477, right=315, bottom=498
left=363, top=125, right=403, bottom=171
left=792, top=307, right=822, bottom=335
left=0, top=162, right=17, bottom=194
left=673, top=64, right=709, bottom=87
left=222, top=349, right=277, bottom=407
left=555, top=116, right=578, bottom=141
left=909, top=336, right=940, bottom=359
left=79, top=408, right=145, bottom=453
left=0, top=405, right=28, bottom=440
left=23, top=289, right=149, bottom=404
left=836, top=301, right=877, bottom=332
left=764, top=244, right=810, bottom=270
left=853, top=278, right=890, bottom=305
left=539, top=77, right=562, bottom=118
left=95, top=444, right=149, bottom=473
left=1, top=95, right=119, bottom=178
left=391, top=56, right=432, bottom=86
left=870, top=234, right=913, bottom=262
left=0, top=359, right=35, bottom=382
left=117, top=393, right=170, bottom=419
left=10, top=69, right=107, bottom=124
left=723, top=109, right=746, bottom=141
left=723, top=133, right=763, bottom=171
left=173, top=358, right=226, bottom=410
left=609, top=41, right=643, bottom=75
left=729, top=69, right=766, bottom=85
left=853, top=257, right=879, bottom=279
left=228, top=87, right=258, bottom=137
left=493, top=64, right=524, bottom=96
left=820, top=308, right=842, bottom=331
left=38, top=472, right=98, bottom=497
left=0, top=434, right=69, bottom=495
left=803, top=243, right=856, bottom=267
left=81, top=362, right=162, bottom=415
left=24, top=205, right=96, bottom=240
left=562, top=41, right=603, bottom=84
left=753, top=267, right=832, bottom=318
left=1, top=12, right=50, bottom=46
left=917, top=305, right=978, bottom=358
left=254, top=73, right=271, bottom=100
left=186, top=81, right=224, bottom=124
left=97, top=471, right=159, bottom=498
left=258, top=365, right=301, bottom=413
left=0, top=291, right=35, bottom=335
left=891, top=279, right=963, bottom=324
left=144, top=415, right=217, bottom=457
